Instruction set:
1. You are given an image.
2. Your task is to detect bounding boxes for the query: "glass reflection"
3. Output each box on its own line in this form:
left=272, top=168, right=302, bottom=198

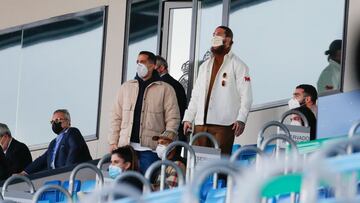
left=229, top=0, right=345, bottom=107
left=126, top=0, right=160, bottom=81
left=0, top=9, right=104, bottom=146
left=167, top=8, right=192, bottom=92
left=0, top=31, right=22, bottom=133
left=195, top=0, right=223, bottom=74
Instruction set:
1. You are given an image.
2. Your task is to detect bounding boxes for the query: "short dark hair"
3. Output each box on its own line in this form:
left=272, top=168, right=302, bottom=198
left=155, top=55, right=168, bottom=69
left=296, top=84, right=318, bottom=103
left=139, top=51, right=156, bottom=65
left=0, top=123, right=11, bottom=137
left=53, top=109, right=71, bottom=123
left=112, top=145, right=139, bottom=171
left=217, top=26, right=233, bottom=39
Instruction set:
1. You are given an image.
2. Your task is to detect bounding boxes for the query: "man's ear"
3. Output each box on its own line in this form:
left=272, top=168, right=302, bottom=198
left=305, top=96, right=311, bottom=104
left=124, top=162, right=131, bottom=170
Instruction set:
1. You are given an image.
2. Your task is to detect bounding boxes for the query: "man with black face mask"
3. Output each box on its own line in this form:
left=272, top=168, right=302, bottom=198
left=20, top=109, right=92, bottom=175
left=183, top=26, right=253, bottom=155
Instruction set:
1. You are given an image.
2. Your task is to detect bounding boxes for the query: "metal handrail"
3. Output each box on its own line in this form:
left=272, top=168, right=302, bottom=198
left=144, top=160, right=185, bottom=191
left=190, top=160, right=239, bottom=203
left=69, top=163, right=104, bottom=196
left=97, top=153, right=111, bottom=170
left=347, top=120, right=360, bottom=154
left=190, top=132, right=220, bottom=148
left=301, top=136, right=360, bottom=203
left=32, top=185, right=72, bottom=203
left=260, top=134, right=298, bottom=154
left=280, top=109, right=309, bottom=127
left=190, top=132, right=220, bottom=189
left=114, top=171, right=151, bottom=194
left=1, top=175, right=35, bottom=197
left=230, top=145, right=263, bottom=162
left=257, top=121, right=291, bottom=148
left=162, top=141, right=196, bottom=184
left=316, top=136, right=360, bottom=159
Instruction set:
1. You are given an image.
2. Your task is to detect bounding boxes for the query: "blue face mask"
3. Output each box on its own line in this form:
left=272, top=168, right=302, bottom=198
left=108, top=165, right=123, bottom=179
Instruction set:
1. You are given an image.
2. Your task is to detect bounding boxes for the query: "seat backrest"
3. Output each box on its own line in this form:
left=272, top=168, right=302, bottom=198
left=60, top=180, right=81, bottom=202
left=39, top=180, right=62, bottom=202
left=80, top=180, right=96, bottom=193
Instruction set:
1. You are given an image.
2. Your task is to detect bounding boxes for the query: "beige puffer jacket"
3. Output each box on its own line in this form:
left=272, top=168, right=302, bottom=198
left=109, top=80, right=180, bottom=150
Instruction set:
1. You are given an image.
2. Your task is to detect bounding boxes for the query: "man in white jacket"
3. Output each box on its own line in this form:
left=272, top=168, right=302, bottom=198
left=183, top=26, right=253, bottom=155
left=317, top=39, right=342, bottom=94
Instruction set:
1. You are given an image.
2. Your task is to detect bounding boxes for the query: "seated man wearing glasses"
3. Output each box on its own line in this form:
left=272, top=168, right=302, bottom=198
left=21, top=109, right=92, bottom=175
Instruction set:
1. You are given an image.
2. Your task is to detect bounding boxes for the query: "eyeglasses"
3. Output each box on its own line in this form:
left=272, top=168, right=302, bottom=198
left=50, top=118, right=67, bottom=124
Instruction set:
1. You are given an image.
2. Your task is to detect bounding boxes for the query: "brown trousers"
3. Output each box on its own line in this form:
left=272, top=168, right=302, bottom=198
left=194, top=124, right=235, bottom=155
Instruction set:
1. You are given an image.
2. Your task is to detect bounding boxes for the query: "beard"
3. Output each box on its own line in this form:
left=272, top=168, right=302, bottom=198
left=211, top=45, right=226, bottom=55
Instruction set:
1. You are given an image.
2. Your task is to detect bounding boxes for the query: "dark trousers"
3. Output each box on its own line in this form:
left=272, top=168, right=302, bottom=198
left=194, top=124, right=235, bottom=155
left=137, top=150, right=160, bottom=175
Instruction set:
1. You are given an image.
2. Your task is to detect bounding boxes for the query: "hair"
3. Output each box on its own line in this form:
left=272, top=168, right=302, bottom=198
left=296, top=84, right=318, bottom=103
left=139, top=51, right=156, bottom=65
left=155, top=55, right=168, bottom=69
left=112, top=145, right=139, bottom=171
left=53, top=109, right=71, bottom=123
left=0, top=123, right=11, bottom=137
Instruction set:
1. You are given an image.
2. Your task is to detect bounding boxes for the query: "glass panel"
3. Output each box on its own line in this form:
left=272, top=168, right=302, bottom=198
left=229, top=0, right=345, bottom=107
left=0, top=9, right=105, bottom=146
left=167, top=7, right=192, bottom=92
left=125, top=0, right=160, bottom=81
left=0, top=31, right=22, bottom=133
left=195, top=0, right=223, bottom=74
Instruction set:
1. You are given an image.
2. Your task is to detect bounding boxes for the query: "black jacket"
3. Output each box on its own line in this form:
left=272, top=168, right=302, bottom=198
left=0, top=147, right=10, bottom=180
left=5, top=138, right=32, bottom=174
left=24, top=127, right=92, bottom=174
left=160, top=74, right=187, bottom=141
left=294, top=105, right=317, bottom=140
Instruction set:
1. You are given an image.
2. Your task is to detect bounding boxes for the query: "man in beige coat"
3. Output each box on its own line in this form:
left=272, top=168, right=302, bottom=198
left=109, top=51, right=180, bottom=174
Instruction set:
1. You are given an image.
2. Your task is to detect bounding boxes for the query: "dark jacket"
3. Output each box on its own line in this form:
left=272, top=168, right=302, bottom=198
left=160, top=73, right=187, bottom=141
left=5, top=138, right=32, bottom=174
left=294, top=105, right=317, bottom=140
left=0, top=147, right=10, bottom=180
left=24, top=127, right=92, bottom=174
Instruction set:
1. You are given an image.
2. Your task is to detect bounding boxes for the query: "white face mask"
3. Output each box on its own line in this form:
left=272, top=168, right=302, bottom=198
left=137, top=63, right=148, bottom=78
left=288, top=98, right=300, bottom=110
left=156, top=144, right=167, bottom=159
left=211, top=35, right=224, bottom=47
left=290, top=115, right=302, bottom=126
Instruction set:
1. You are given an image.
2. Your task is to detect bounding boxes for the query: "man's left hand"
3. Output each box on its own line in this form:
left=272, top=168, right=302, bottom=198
left=232, top=121, right=245, bottom=137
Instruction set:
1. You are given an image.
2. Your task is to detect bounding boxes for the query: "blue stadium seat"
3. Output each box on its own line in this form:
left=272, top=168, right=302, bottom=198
left=39, top=180, right=61, bottom=203
left=199, top=177, right=225, bottom=203
left=80, top=180, right=96, bottom=193
left=59, top=180, right=81, bottom=202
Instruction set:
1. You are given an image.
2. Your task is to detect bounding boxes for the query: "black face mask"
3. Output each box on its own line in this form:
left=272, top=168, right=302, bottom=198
left=52, top=122, right=63, bottom=135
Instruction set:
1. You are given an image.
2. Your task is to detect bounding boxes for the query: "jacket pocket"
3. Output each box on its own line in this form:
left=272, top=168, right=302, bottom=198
left=121, top=103, right=133, bottom=129
left=145, top=111, right=165, bottom=133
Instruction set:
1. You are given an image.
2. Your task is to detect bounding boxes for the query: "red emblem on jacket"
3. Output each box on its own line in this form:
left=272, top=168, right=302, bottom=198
left=244, top=76, right=251, bottom=82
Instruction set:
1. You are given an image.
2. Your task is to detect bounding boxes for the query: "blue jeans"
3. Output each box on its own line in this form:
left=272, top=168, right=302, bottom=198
left=137, top=150, right=160, bottom=174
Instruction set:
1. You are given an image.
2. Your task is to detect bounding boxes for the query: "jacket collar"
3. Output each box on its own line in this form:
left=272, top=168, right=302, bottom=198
left=210, top=50, right=234, bottom=61
left=329, top=59, right=341, bottom=70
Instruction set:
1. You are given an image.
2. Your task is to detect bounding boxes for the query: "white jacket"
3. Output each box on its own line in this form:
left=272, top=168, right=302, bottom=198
left=317, top=59, right=341, bottom=94
left=183, top=51, right=253, bottom=125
